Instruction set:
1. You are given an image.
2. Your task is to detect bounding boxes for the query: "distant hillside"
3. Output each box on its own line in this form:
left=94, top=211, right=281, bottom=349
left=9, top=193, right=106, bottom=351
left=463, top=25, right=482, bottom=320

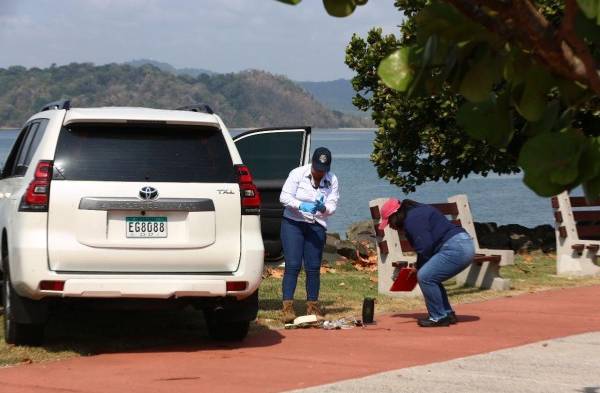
left=297, top=79, right=367, bottom=117
left=127, top=60, right=371, bottom=121
left=126, top=59, right=215, bottom=77
left=0, top=63, right=373, bottom=128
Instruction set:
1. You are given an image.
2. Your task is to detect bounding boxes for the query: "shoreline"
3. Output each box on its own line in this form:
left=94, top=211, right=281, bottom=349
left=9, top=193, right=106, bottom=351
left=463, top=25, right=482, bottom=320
left=1, top=126, right=377, bottom=132
left=340, top=219, right=556, bottom=254
left=230, top=127, right=377, bottom=132
left=336, top=127, right=377, bottom=131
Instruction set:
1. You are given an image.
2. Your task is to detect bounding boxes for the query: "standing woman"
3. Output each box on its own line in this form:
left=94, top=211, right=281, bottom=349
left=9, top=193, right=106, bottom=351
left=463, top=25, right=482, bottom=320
left=279, top=147, right=339, bottom=323
left=378, top=198, right=475, bottom=327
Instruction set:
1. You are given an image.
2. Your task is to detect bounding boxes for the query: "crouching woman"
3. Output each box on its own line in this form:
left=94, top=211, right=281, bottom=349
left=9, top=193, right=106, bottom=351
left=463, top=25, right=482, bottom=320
left=378, top=198, right=475, bottom=327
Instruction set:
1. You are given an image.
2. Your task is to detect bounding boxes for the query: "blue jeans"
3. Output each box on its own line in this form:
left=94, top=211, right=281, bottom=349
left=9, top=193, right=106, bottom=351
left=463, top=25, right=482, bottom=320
left=417, top=232, right=475, bottom=321
left=281, top=217, right=326, bottom=301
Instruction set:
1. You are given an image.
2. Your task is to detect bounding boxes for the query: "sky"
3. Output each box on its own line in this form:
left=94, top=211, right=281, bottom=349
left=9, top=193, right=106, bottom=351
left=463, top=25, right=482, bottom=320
left=0, top=0, right=402, bottom=81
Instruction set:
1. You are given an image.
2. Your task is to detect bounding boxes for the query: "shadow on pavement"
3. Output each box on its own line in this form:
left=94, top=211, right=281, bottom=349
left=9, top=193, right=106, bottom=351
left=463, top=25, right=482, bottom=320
left=19, top=305, right=283, bottom=358
left=390, top=312, right=480, bottom=323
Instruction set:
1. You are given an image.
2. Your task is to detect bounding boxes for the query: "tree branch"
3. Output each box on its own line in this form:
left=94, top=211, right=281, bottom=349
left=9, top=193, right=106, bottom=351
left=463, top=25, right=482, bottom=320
left=445, top=0, right=600, bottom=95
left=559, top=0, right=600, bottom=93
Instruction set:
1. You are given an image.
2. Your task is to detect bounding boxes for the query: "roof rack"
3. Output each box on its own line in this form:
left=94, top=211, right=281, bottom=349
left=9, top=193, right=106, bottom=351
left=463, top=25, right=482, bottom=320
left=176, top=104, right=214, bottom=115
left=40, top=99, right=71, bottom=112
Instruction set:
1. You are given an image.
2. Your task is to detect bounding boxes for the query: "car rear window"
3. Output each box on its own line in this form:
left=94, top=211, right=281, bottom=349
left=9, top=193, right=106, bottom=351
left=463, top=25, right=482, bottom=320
left=53, top=123, right=236, bottom=182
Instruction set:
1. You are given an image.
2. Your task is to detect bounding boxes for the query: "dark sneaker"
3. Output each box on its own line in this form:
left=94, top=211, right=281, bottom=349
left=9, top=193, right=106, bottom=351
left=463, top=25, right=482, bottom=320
left=417, top=316, right=451, bottom=327
left=448, top=311, right=457, bottom=325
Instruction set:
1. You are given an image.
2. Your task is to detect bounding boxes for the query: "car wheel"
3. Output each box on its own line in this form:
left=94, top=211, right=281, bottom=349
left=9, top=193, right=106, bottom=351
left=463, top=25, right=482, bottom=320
left=205, top=313, right=250, bottom=342
left=2, top=251, right=45, bottom=346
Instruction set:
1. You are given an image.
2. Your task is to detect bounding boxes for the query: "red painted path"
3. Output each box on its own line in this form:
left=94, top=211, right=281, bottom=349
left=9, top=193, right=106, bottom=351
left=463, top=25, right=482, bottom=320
left=2, top=285, right=600, bottom=393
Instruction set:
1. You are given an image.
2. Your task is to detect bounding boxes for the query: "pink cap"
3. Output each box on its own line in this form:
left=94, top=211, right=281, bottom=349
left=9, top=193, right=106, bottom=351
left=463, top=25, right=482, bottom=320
left=378, top=198, right=401, bottom=230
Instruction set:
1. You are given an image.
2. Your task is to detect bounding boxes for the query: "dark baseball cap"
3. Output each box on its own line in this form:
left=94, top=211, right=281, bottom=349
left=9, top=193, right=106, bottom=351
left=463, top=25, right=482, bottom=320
left=312, top=147, right=332, bottom=172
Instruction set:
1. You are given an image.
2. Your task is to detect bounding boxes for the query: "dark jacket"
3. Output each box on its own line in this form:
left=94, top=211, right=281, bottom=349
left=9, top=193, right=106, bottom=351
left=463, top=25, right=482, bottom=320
left=404, top=203, right=465, bottom=268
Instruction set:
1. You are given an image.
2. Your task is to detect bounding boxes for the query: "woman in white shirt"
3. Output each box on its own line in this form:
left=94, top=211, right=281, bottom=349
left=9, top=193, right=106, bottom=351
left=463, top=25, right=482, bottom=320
left=279, top=147, right=339, bottom=323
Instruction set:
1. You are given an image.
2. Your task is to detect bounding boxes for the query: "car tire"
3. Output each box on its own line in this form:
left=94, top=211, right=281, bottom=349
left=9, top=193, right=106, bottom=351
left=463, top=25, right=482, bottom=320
left=205, top=314, right=250, bottom=341
left=2, top=249, right=45, bottom=346
left=203, top=290, right=258, bottom=341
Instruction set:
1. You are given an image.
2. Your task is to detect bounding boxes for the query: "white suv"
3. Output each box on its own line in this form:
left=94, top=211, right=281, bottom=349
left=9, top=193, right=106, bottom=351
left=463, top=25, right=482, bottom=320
left=0, top=100, right=311, bottom=345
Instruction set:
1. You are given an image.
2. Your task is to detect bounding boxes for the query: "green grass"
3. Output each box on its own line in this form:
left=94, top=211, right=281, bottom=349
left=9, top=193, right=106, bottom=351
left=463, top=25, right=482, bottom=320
left=256, top=253, right=600, bottom=327
left=1, top=253, right=599, bottom=367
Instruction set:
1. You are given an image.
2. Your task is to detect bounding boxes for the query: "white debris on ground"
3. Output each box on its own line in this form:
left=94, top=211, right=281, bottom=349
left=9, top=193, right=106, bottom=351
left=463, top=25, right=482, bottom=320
left=284, top=315, right=364, bottom=330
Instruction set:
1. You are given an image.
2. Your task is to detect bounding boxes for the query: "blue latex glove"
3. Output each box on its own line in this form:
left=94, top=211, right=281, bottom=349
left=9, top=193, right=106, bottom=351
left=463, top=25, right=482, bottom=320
left=314, top=196, right=326, bottom=213
left=299, top=202, right=317, bottom=214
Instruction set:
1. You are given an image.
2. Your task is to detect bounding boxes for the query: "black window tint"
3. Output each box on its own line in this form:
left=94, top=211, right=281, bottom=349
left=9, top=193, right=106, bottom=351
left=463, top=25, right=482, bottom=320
left=53, top=123, right=235, bottom=182
left=235, top=131, right=305, bottom=181
left=16, top=122, right=40, bottom=171
left=3, top=124, right=30, bottom=177
left=23, top=119, right=49, bottom=167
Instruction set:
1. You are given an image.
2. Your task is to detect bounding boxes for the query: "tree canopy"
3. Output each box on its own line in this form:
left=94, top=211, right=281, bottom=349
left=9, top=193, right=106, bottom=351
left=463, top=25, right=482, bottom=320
left=345, top=27, right=521, bottom=192
left=279, top=0, right=600, bottom=200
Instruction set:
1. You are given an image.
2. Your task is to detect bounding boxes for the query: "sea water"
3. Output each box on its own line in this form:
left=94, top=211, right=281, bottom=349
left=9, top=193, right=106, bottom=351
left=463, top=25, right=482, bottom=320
left=0, top=128, right=561, bottom=236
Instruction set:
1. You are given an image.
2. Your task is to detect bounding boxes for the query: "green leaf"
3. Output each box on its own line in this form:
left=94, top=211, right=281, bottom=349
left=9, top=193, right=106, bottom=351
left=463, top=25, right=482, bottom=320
left=557, top=107, right=576, bottom=130
left=408, top=38, right=438, bottom=97
left=422, top=35, right=438, bottom=67
left=459, top=49, right=498, bottom=103
left=576, top=0, right=600, bottom=23
left=514, top=67, right=554, bottom=122
left=583, top=175, right=600, bottom=201
left=415, top=1, right=490, bottom=44
left=557, top=79, right=590, bottom=105
left=518, top=130, right=586, bottom=196
left=322, top=0, right=356, bottom=17
left=575, top=11, right=600, bottom=41
left=578, top=137, right=600, bottom=183
left=550, top=158, right=580, bottom=185
left=526, top=100, right=560, bottom=135
left=378, top=47, right=415, bottom=92
left=456, top=92, right=514, bottom=148
left=503, top=48, right=530, bottom=86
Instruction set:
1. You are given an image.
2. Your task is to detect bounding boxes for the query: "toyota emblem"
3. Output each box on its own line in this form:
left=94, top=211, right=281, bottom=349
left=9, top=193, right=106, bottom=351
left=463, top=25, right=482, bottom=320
left=139, top=186, right=159, bottom=201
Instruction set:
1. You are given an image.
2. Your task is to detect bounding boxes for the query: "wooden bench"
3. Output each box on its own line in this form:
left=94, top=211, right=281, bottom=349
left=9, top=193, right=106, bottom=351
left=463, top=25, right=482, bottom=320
left=369, top=195, right=514, bottom=297
left=552, top=191, right=600, bottom=276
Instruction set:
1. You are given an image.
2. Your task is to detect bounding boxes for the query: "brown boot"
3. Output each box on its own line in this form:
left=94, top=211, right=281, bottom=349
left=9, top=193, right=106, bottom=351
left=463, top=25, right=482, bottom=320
left=306, top=301, right=325, bottom=320
left=282, top=300, right=296, bottom=324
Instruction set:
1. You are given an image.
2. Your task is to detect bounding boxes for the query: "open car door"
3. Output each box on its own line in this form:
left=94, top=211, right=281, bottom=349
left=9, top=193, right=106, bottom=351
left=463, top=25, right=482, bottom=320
left=233, top=127, right=311, bottom=261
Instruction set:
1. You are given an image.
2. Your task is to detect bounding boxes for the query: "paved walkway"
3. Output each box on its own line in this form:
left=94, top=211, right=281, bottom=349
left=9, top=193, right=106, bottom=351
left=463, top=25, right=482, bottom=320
left=1, top=285, right=600, bottom=393
left=292, top=332, right=600, bottom=392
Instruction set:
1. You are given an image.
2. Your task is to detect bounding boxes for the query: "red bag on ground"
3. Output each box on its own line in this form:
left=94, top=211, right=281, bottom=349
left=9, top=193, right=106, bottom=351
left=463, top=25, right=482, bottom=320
left=390, top=266, right=418, bottom=292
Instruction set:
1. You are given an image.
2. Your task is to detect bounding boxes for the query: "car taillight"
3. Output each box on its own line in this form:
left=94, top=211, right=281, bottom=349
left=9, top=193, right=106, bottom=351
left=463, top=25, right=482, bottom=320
left=226, top=281, right=248, bottom=292
left=39, top=280, right=65, bottom=291
left=235, top=164, right=260, bottom=215
left=19, top=160, right=53, bottom=212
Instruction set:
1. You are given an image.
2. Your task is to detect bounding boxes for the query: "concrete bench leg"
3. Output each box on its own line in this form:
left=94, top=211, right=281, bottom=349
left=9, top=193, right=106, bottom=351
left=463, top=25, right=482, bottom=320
left=448, top=194, right=514, bottom=291
left=557, top=253, right=600, bottom=276
left=455, top=262, right=511, bottom=291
